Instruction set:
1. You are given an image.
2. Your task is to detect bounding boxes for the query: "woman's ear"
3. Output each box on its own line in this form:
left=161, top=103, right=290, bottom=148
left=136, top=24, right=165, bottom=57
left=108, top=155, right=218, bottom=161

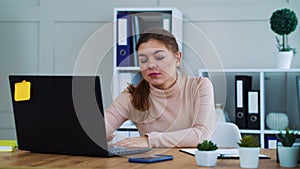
left=175, top=52, right=182, bottom=67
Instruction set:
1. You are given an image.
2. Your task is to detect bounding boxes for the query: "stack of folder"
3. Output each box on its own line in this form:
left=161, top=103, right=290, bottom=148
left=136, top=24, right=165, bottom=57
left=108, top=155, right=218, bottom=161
left=116, top=12, right=171, bottom=67
left=235, top=75, right=260, bottom=129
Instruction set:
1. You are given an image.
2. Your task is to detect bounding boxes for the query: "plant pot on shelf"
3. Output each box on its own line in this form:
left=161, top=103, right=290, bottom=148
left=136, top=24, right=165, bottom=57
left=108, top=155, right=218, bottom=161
left=278, top=145, right=299, bottom=168
left=270, top=8, right=298, bottom=69
left=277, top=51, right=294, bottom=69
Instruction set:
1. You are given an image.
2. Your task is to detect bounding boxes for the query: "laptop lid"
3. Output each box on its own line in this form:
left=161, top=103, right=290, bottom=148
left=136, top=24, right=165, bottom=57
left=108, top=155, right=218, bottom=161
left=9, top=75, right=110, bottom=157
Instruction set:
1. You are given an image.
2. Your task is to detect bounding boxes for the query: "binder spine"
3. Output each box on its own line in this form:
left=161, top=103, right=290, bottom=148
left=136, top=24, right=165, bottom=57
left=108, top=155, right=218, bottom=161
left=235, top=76, right=252, bottom=129
left=117, top=13, right=132, bottom=67
left=131, top=15, right=140, bottom=67
left=247, top=90, right=260, bottom=129
left=162, top=13, right=171, bottom=32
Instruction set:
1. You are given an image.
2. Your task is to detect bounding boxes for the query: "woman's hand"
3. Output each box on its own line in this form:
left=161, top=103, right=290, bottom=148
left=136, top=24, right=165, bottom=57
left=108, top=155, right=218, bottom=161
left=113, top=136, right=149, bottom=148
left=107, top=134, right=115, bottom=142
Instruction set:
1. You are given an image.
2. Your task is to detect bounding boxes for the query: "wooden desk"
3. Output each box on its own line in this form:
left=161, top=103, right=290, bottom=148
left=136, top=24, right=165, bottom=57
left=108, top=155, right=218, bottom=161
left=0, top=148, right=298, bottom=169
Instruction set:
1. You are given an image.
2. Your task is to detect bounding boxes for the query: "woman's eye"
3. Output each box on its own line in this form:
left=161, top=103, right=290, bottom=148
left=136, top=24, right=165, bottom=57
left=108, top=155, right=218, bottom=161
left=156, top=56, right=165, bottom=60
left=139, top=58, right=148, bottom=63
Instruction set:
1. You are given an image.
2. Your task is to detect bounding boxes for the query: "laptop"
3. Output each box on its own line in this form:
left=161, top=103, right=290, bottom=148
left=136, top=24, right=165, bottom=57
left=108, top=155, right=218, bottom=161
left=9, top=75, right=151, bottom=157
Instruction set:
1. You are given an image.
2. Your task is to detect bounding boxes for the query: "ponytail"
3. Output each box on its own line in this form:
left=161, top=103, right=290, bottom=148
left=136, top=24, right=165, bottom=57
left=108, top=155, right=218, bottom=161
left=127, top=79, right=150, bottom=111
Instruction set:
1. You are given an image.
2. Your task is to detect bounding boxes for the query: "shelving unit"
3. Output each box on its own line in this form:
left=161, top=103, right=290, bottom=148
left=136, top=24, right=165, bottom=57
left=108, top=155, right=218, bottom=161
left=113, top=7, right=183, bottom=99
left=199, top=68, right=300, bottom=148
left=112, top=8, right=183, bottom=141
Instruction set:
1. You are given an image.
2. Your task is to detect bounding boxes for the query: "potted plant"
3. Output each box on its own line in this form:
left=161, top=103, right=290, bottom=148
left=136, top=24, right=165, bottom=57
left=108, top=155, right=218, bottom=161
left=277, top=127, right=299, bottom=167
left=194, top=140, right=218, bottom=166
left=270, top=8, right=298, bottom=69
left=238, top=135, right=260, bottom=168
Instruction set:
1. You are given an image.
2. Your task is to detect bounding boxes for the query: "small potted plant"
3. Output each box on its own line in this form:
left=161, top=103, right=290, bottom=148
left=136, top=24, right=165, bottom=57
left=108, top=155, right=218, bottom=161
left=194, top=140, right=218, bottom=167
left=277, top=127, right=299, bottom=167
left=270, top=8, right=298, bottom=69
left=238, top=135, right=260, bottom=168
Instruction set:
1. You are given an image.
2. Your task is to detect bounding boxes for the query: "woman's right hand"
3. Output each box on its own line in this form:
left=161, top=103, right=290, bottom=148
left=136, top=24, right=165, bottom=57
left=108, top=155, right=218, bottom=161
left=107, top=133, right=115, bottom=142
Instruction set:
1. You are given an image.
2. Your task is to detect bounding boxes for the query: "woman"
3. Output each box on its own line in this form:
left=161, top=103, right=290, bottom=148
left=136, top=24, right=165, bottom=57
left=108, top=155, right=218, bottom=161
left=105, top=28, right=216, bottom=148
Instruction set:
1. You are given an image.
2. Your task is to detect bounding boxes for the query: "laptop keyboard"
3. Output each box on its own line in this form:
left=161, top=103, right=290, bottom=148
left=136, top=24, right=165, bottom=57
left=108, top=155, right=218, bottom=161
left=109, top=146, right=152, bottom=156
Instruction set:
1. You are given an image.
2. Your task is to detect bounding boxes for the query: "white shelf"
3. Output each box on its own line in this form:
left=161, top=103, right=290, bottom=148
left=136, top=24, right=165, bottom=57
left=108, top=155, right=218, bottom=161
left=113, top=7, right=183, bottom=98
left=263, top=130, right=300, bottom=134
left=199, top=68, right=300, bottom=148
left=115, top=67, right=140, bottom=71
left=112, top=8, right=183, bottom=142
left=199, top=68, right=300, bottom=73
left=240, top=129, right=262, bottom=134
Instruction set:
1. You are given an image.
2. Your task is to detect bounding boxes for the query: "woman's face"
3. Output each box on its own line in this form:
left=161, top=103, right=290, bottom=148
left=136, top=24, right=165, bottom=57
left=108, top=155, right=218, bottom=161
left=137, top=39, right=182, bottom=89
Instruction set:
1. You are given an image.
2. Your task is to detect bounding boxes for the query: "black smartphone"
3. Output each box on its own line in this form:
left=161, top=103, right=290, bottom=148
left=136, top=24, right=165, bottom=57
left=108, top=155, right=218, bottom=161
left=128, top=154, right=174, bottom=163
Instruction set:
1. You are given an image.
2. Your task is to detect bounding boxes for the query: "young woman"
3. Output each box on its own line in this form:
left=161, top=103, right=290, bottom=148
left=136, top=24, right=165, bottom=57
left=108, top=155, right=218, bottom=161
left=105, top=28, right=216, bottom=148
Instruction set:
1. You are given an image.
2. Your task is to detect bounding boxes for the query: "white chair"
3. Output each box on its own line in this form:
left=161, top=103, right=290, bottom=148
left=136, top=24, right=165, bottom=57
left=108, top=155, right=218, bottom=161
left=211, top=122, right=242, bottom=148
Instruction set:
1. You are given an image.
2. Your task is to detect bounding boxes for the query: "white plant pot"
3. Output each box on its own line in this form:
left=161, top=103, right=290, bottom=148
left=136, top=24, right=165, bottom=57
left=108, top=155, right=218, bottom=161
left=194, top=150, right=218, bottom=167
left=278, top=146, right=299, bottom=168
left=239, top=147, right=260, bottom=168
left=277, top=51, right=293, bottom=69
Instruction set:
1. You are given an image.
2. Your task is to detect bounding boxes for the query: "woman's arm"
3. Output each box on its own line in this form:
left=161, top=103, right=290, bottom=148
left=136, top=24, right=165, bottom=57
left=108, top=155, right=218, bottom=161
left=104, top=92, right=130, bottom=138
left=105, top=93, right=150, bottom=147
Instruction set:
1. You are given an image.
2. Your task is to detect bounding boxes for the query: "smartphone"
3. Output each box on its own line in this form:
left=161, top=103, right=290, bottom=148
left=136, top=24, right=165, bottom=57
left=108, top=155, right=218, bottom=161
left=128, top=154, right=174, bottom=163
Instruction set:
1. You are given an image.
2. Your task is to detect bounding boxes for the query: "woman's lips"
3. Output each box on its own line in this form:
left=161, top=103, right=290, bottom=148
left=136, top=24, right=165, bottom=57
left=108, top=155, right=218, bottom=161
left=149, top=72, right=160, bottom=77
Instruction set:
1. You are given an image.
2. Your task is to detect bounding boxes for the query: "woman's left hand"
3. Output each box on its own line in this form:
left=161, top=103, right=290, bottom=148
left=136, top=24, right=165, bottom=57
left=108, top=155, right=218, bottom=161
left=113, top=136, right=149, bottom=148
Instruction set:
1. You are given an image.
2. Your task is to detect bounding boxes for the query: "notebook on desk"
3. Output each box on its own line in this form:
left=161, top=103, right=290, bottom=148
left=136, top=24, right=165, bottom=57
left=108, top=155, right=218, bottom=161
left=9, top=75, right=151, bottom=157
left=180, top=148, right=270, bottom=159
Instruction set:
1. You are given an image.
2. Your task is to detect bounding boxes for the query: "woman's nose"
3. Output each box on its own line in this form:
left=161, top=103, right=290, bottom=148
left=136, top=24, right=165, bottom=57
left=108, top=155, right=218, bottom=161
left=147, top=61, right=157, bottom=69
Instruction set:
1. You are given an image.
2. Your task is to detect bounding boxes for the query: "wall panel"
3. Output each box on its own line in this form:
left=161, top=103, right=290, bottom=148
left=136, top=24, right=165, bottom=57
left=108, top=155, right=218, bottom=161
left=0, top=22, right=39, bottom=111
left=54, top=22, right=106, bottom=74
left=0, top=0, right=39, bottom=6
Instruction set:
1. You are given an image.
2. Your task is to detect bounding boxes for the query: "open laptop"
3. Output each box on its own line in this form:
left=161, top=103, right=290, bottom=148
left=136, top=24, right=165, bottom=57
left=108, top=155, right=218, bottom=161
left=9, top=75, right=151, bottom=157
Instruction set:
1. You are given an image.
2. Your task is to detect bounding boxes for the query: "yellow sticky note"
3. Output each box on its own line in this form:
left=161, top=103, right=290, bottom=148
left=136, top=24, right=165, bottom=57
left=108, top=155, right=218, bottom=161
left=0, top=140, right=17, bottom=152
left=14, top=80, right=31, bottom=101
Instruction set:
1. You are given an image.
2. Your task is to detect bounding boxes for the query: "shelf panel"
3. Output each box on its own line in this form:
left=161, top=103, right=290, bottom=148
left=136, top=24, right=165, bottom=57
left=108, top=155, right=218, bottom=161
left=115, top=67, right=140, bottom=71
left=199, top=68, right=300, bottom=73
left=199, top=68, right=300, bottom=148
left=240, top=129, right=261, bottom=134
left=113, top=7, right=183, bottom=98
left=263, top=130, right=300, bottom=134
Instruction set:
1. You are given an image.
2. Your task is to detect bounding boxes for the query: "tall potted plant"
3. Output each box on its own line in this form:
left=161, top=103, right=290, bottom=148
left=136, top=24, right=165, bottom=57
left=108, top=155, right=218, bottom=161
left=238, top=135, right=260, bottom=168
left=270, top=8, right=298, bottom=69
left=277, top=127, right=299, bottom=167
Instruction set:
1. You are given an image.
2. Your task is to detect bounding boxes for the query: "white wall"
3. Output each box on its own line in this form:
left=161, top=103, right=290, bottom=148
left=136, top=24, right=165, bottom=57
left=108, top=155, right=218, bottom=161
left=179, top=0, right=300, bottom=74
left=0, top=0, right=299, bottom=139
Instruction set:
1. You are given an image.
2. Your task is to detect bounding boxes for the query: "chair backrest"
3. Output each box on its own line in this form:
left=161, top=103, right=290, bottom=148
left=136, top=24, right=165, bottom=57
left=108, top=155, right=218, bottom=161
left=211, top=122, right=242, bottom=148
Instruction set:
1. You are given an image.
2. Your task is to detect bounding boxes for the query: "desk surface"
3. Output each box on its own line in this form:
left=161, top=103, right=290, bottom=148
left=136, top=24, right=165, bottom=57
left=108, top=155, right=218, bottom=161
left=0, top=148, right=298, bottom=169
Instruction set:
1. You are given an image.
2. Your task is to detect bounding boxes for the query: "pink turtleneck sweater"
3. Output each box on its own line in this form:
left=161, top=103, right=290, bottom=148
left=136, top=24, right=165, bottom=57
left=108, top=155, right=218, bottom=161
left=105, top=74, right=216, bottom=148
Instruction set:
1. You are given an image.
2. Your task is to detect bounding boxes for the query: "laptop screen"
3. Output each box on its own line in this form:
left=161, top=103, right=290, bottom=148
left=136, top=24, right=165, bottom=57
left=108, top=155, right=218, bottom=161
left=9, top=75, right=109, bottom=157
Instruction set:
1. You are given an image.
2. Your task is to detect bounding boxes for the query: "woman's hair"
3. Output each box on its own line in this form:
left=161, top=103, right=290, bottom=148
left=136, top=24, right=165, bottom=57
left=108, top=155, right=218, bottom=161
left=127, top=28, right=179, bottom=111
left=135, top=28, right=179, bottom=53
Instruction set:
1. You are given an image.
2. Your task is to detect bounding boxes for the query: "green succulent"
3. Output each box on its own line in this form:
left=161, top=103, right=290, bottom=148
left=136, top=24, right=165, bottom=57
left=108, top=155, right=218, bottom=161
left=238, top=135, right=260, bottom=147
left=197, top=140, right=218, bottom=151
left=277, top=127, right=299, bottom=147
